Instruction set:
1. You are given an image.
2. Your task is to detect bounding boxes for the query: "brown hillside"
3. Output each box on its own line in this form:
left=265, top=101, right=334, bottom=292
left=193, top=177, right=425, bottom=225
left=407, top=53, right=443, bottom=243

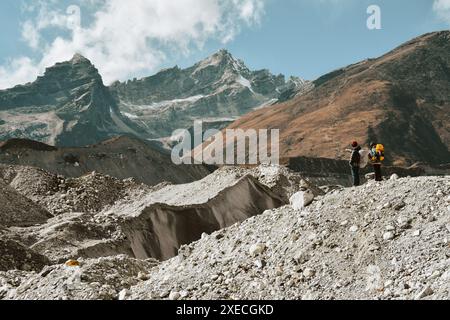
left=227, top=31, right=450, bottom=166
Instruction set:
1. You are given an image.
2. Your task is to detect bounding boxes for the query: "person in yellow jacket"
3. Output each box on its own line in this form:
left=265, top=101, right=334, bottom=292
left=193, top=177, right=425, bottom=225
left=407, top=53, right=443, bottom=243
left=369, top=142, right=384, bottom=181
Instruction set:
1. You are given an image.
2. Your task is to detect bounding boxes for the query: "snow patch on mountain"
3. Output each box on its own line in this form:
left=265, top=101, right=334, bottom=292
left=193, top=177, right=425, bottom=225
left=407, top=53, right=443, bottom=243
left=123, top=112, right=139, bottom=120
left=125, top=95, right=206, bottom=112
left=236, top=75, right=254, bottom=93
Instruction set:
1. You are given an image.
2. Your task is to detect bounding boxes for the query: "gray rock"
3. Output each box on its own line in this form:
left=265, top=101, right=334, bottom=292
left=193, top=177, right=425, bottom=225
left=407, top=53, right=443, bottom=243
left=303, top=268, right=316, bottom=278
left=118, top=289, right=130, bottom=300
left=383, top=232, right=395, bottom=241
left=249, top=243, right=266, bottom=256
left=169, top=291, right=181, bottom=300
left=415, top=286, right=434, bottom=300
left=290, top=190, right=315, bottom=210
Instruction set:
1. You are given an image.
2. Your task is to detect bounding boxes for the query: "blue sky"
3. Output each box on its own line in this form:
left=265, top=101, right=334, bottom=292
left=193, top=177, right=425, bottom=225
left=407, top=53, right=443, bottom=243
left=0, top=0, right=449, bottom=89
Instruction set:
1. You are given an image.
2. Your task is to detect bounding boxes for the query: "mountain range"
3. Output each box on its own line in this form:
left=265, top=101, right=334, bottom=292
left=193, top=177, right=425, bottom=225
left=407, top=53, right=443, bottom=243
left=0, top=31, right=449, bottom=166
left=0, top=50, right=307, bottom=147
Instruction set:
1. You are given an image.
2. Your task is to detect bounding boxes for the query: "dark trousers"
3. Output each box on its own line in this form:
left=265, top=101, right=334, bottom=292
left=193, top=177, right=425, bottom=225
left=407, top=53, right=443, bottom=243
left=351, top=166, right=360, bottom=186
left=373, top=164, right=382, bottom=181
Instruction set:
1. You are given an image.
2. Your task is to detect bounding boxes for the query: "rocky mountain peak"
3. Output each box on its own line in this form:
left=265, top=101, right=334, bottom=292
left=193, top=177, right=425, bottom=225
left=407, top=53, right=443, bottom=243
left=32, top=54, right=104, bottom=94
left=210, top=49, right=234, bottom=62
left=70, top=53, right=93, bottom=65
left=192, top=49, right=248, bottom=75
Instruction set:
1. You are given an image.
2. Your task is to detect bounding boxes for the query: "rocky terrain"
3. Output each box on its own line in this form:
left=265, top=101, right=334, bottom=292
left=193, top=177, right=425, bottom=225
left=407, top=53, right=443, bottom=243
left=0, top=136, right=212, bottom=186
left=0, top=162, right=448, bottom=300
left=127, top=175, right=449, bottom=300
left=0, top=165, right=304, bottom=270
left=0, top=178, right=52, bottom=227
left=0, top=50, right=307, bottom=147
left=0, top=31, right=449, bottom=301
left=225, top=31, right=450, bottom=166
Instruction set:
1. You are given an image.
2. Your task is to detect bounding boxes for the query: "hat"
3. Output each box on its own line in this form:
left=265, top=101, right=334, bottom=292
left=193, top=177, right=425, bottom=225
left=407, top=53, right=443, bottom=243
left=352, top=141, right=358, bottom=148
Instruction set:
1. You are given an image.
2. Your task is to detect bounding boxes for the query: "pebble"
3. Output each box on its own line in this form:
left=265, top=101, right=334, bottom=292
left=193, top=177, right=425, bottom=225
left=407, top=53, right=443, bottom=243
left=211, top=274, right=219, bottom=281
left=169, top=291, right=181, bottom=300
left=254, top=260, right=266, bottom=269
left=349, top=225, right=359, bottom=233
left=394, top=201, right=406, bottom=211
left=275, top=266, right=283, bottom=276
left=249, top=243, right=266, bottom=256
left=118, top=289, right=130, bottom=300
left=383, top=232, right=395, bottom=241
left=137, top=272, right=149, bottom=281
left=415, top=286, right=434, bottom=300
left=294, top=251, right=311, bottom=265
left=303, top=268, right=316, bottom=278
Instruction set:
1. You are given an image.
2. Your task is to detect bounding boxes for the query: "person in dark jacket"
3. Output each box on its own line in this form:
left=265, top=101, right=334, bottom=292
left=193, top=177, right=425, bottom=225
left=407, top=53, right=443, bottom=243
left=369, top=142, right=383, bottom=181
left=349, top=141, right=361, bottom=186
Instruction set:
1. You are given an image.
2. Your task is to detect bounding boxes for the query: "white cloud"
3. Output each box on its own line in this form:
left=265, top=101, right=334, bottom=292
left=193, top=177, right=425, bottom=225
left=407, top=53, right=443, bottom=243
left=0, top=57, right=40, bottom=89
left=433, top=0, right=450, bottom=24
left=0, top=0, right=265, bottom=89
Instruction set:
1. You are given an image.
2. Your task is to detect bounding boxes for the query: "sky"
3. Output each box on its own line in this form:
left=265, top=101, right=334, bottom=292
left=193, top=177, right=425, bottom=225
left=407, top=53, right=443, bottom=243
left=0, top=0, right=449, bottom=89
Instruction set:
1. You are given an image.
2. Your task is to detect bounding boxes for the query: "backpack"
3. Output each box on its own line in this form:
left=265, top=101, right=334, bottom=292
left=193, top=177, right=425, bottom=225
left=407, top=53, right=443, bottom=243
left=370, top=144, right=385, bottom=163
left=376, top=144, right=385, bottom=162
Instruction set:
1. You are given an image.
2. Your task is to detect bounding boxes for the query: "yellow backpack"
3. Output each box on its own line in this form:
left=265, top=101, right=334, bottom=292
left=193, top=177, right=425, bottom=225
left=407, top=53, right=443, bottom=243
left=375, top=144, right=385, bottom=162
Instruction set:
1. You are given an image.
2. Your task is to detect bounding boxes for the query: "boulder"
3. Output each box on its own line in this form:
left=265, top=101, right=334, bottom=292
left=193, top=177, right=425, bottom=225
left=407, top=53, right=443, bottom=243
left=383, top=232, right=395, bottom=241
left=290, top=190, right=315, bottom=210
left=390, top=174, right=400, bottom=180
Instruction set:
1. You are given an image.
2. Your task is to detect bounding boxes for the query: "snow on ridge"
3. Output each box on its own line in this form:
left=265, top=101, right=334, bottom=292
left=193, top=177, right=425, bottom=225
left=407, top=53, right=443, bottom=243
left=236, top=75, right=254, bottom=93
left=129, top=95, right=205, bottom=111
left=123, top=112, right=139, bottom=119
